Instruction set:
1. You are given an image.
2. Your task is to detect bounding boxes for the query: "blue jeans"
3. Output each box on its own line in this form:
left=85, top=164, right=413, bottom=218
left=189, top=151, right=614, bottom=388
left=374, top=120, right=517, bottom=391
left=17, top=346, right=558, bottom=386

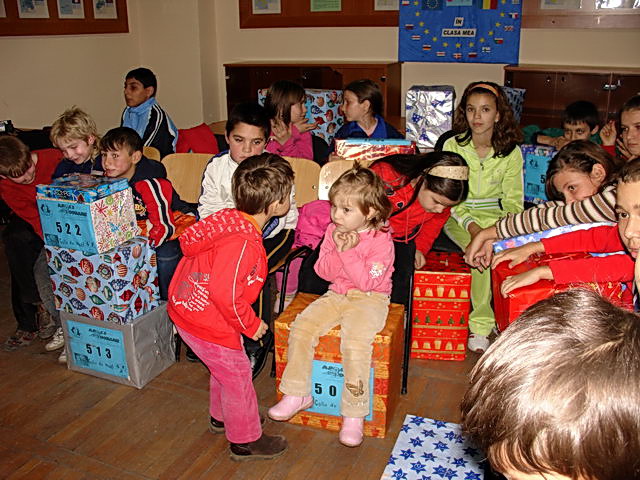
left=155, top=239, right=182, bottom=301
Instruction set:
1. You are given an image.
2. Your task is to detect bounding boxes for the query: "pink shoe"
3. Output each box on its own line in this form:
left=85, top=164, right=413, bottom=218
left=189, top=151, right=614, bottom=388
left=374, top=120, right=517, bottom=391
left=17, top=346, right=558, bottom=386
left=268, top=395, right=313, bottom=421
left=339, top=417, right=364, bottom=447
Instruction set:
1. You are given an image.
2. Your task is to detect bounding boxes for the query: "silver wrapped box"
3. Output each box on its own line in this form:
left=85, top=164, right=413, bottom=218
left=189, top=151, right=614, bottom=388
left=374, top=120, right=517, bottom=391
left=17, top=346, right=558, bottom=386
left=405, top=85, right=455, bottom=151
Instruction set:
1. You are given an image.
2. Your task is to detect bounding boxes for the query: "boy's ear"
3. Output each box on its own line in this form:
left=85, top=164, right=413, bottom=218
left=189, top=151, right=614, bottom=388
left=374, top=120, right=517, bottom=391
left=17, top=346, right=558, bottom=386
left=144, top=86, right=154, bottom=100
left=132, top=150, right=143, bottom=164
left=591, top=163, right=606, bottom=183
left=87, top=135, right=96, bottom=146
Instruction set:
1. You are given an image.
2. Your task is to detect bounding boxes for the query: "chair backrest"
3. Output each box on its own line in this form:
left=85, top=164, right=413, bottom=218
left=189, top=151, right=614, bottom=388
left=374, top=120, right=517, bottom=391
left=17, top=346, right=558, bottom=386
left=162, top=153, right=212, bottom=204
left=318, top=160, right=357, bottom=201
left=283, top=157, right=321, bottom=207
left=143, top=146, right=162, bottom=162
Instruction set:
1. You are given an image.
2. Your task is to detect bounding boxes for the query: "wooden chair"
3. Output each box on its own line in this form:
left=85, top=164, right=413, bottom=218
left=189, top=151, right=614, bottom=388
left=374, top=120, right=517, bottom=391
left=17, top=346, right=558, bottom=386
left=143, top=146, right=162, bottom=162
left=282, top=156, right=321, bottom=207
left=318, top=159, right=373, bottom=200
left=162, top=153, right=212, bottom=204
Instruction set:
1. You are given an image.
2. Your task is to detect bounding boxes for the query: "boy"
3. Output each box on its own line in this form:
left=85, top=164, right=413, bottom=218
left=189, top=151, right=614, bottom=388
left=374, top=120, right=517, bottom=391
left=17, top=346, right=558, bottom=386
left=0, top=136, right=62, bottom=351
left=168, top=153, right=293, bottom=461
left=601, top=94, right=640, bottom=162
left=528, top=100, right=601, bottom=149
left=121, top=67, right=178, bottom=159
left=198, top=102, right=298, bottom=376
left=460, top=289, right=640, bottom=480
left=98, top=127, right=195, bottom=300
left=50, top=107, right=102, bottom=178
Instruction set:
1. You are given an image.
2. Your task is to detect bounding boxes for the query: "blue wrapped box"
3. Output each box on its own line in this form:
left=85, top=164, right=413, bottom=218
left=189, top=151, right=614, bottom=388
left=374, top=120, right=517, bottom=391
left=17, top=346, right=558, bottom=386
left=37, top=175, right=137, bottom=254
left=501, top=86, right=526, bottom=124
left=46, top=236, right=159, bottom=324
left=521, top=144, right=556, bottom=204
left=405, top=85, right=455, bottom=151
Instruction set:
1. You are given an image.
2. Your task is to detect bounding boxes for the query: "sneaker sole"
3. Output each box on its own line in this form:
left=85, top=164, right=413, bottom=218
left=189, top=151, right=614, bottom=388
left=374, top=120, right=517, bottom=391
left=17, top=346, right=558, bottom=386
left=267, top=398, right=314, bottom=422
left=228, top=445, right=288, bottom=462
left=45, top=341, right=65, bottom=352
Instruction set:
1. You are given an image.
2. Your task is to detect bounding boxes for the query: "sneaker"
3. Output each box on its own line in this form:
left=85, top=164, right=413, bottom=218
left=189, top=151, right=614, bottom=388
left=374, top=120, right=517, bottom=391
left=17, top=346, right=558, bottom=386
left=37, top=305, right=56, bottom=339
left=2, top=329, right=37, bottom=351
left=45, top=327, right=65, bottom=351
left=209, top=414, right=267, bottom=434
left=468, top=333, right=490, bottom=353
left=229, top=433, right=288, bottom=462
left=268, top=395, right=314, bottom=421
left=339, top=417, right=364, bottom=447
left=58, top=349, right=67, bottom=364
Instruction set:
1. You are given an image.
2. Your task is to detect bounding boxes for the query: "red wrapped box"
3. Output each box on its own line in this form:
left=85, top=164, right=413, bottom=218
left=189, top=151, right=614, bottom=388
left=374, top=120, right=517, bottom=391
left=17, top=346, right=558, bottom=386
left=492, top=252, right=631, bottom=332
left=334, top=139, right=415, bottom=163
left=411, top=252, right=471, bottom=361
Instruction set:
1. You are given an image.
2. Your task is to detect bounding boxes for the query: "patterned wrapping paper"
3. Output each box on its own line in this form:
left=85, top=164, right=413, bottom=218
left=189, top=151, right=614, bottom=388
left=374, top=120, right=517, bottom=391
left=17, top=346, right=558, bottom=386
left=335, top=138, right=416, bottom=163
left=501, top=86, right=526, bottom=124
left=405, top=85, right=455, bottom=151
left=381, top=414, right=485, bottom=480
left=46, top=236, right=159, bottom=325
left=38, top=175, right=137, bottom=254
left=412, top=252, right=471, bottom=361
left=520, top=144, right=556, bottom=204
left=274, top=293, right=405, bottom=438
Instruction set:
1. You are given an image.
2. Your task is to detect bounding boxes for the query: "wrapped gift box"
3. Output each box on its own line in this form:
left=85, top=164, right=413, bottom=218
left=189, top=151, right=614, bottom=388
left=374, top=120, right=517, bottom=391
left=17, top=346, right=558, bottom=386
left=520, top=144, right=556, bottom=204
left=501, top=86, right=526, bottom=124
left=37, top=174, right=137, bottom=254
left=61, top=302, right=175, bottom=389
left=412, top=252, right=471, bottom=361
left=274, top=292, right=404, bottom=438
left=492, top=252, right=629, bottom=332
left=46, top=236, right=159, bottom=324
left=405, top=85, right=455, bottom=151
left=334, top=138, right=415, bottom=163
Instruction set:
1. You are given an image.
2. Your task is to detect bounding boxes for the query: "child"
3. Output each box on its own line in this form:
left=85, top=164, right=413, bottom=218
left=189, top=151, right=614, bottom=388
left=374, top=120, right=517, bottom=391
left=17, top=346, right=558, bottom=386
left=168, top=153, right=293, bottom=461
left=442, top=81, right=524, bottom=353
left=369, top=152, right=469, bottom=305
left=121, top=67, right=178, bottom=159
left=49, top=107, right=102, bottom=178
left=268, top=164, right=394, bottom=448
left=460, top=289, right=640, bottom=480
left=527, top=100, right=601, bottom=149
left=601, top=94, right=640, bottom=162
left=264, top=80, right=314, bottom=161
left=98, top=127, right=195, bottom=300
left=328, top=79, right=404, bottom=159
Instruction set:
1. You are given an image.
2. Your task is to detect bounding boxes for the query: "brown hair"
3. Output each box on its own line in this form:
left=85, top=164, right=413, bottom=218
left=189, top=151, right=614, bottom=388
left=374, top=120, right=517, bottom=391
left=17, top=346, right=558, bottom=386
left=264, top=80, right=306, bottom=126
left=232, top=153, right=294, bottom=215
left=0, top=135, right=32, bottom=178
left=328, top=163, right=392, bottom=230
left=617, top=156, right=640, bottom=185
left=545, top=140, right=621, bottom=201
left=49, top=106, right=100, bottom=157
left=100, top=127, right=143, bottom=155
left=344, top=79, right=383, bottom=117
left=452, top=80, right=523, bottom=157
left=461, top=289, right=640, bottom=480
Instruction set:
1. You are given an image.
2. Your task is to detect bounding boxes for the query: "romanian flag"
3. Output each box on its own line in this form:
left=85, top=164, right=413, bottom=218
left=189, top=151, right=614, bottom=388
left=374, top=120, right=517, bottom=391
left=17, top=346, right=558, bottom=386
left=479, top=0, right=497, bottom=8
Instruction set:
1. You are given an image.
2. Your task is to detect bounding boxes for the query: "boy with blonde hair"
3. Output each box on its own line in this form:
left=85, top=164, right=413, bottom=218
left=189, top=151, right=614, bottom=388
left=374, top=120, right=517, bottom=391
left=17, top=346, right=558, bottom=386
left=50, top=107, right=102, bottom=178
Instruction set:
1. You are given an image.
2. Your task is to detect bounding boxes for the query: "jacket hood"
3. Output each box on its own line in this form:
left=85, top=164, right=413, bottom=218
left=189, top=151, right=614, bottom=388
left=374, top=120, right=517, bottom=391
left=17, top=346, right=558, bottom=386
left=179, top=208, right=262, bottom=257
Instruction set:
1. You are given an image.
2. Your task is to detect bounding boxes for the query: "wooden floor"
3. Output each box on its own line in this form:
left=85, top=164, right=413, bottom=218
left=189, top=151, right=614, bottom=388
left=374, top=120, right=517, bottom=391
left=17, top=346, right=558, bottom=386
left=0, top=235, right=481, bottom=480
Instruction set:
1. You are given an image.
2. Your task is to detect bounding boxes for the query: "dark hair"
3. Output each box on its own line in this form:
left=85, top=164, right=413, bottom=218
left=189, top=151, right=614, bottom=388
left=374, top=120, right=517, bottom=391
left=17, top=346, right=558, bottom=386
left=264, top=80, right=305, bottom=126
left=452, top=80, right=523, bottom=157
left=562, top=100, right=600, bottom=130
left=621, top=94, right=640, bottom=115
left=100, top=127, right=143, bottom=155
left=617, top=157, right=640, bottom=185
left=344, top=79, right=383, bottom=117
left=371, top=151, right=469, bottom=206
left=225, top=102, right=271, bottom=140
left=461, top=289, right=640, bottom=480
left=232, top=153, right=294, bottom=215
left=126, top=67, right=157, bottom=97
left=545, top=140, right=620, bottom=201
left=0, top=135, right=31, bottom=178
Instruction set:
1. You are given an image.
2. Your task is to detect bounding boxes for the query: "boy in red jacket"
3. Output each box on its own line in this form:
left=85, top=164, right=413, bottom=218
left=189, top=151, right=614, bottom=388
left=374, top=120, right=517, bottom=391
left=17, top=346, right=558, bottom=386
left=168, top=153, right=294, bottom=461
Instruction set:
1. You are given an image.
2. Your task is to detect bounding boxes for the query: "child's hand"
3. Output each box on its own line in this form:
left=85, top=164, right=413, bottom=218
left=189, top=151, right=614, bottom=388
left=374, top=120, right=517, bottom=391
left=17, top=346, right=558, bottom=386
left=270, top=119, right=292, bottom=146
left=617, top=138, right=636, bottom=161
left=251, top=320, right=269, bottom=341
left=467, top=239, right=495, bottom=273
left=464, top=226, right=497, bottom=267
left=500, top=266, right=552, bottom=297
left=296, top=119, right=318, bottom=133
left=600, top=120, right=617, bottom=146
left=492, top=242, right=543, bottom=269
left=332, top=228, right=347, bottom=251
left=414, top=250, right=426, bottom=269
left=341, top=231, right=360, bottom=252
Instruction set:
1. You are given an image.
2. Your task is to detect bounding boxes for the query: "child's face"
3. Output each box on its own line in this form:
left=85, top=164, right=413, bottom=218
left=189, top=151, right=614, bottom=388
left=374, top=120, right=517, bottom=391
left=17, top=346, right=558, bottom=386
left=56, top=136, right=95, bottom=165
left=3, top=160, right=36, bottom=185
left=465, top=93, right=499, bottom=137
left=101, top=147, right=141, bottom=180
left=415, top=185, right=458, bottom=214
left=225, top=122, right=266, bottom=164
left=290, top=101, right=307, bottom=125
left=124, top=78, right=154, bottom=108
left=562, top=121, right=596, bottom=142
left=330, top=193, right=372, bottom=233
left=615, top=180, right=640, bottom=258
left=621, top=109, right=640, bottom=157
left=342, top=91, right=369, bottom=123
left=551, top=167, right=601, bottom=203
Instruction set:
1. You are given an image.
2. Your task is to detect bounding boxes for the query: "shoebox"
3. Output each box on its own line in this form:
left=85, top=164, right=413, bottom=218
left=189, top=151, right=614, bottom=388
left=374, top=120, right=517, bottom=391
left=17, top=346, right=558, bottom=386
left=520, top=144, right=555, bottom=204
left=492, top=252, right=630, bottom=332
left=405, top=85, right=455, bottom=151
left=37, top=174, right=137, bottom=254
left=411, top=252, right=471, bottom=361
left=492, top=222, right=615, bottom=253
left=334, top=139, right=416, bottom=163
left=60, top=302, right=175, bottom=389
left=45, top=236, right=159, bottom=324
left=502, top=85, right=526, bottom=124
left=380, top=414, right=485, bottom=480
left=274, top=292, right=404, bottom=438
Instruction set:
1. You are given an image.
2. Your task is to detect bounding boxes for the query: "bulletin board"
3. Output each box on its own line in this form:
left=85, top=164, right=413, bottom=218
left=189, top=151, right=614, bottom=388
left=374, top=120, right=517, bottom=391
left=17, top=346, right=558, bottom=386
left=0, top=0, right=128, bottom=36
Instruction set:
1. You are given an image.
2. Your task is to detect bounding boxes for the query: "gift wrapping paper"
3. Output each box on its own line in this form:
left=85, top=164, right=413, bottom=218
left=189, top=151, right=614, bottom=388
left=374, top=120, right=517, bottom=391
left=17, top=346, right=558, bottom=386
left=37, top=174, right=129, bottom=202
left=501, top=86, right=526, bottom=125
left=405, top=85, right=455, bottom=152
left=334, top=138, right=416, bottom=163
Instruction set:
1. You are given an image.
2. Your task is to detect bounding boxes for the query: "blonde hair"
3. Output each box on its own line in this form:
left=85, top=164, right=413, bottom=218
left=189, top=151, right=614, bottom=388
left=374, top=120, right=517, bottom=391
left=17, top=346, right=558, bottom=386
left=50, top=107, right=99, bottom=156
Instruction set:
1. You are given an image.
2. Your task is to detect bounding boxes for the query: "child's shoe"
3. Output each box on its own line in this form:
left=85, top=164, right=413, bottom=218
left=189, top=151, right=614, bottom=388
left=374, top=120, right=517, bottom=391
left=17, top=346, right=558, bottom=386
left=467, top=333, right=490, bottom=353
left=58, top=348, right=67, bottom=364
left=209, top=414, right=266, bottom=434
left=267, top=395, right=313, bottom=421
left=339, top=417, right=364, bottom=447
left=45, top=327, right=65, bottom=351
left=2, top=329, right=37, bottom=351
left=229, top=433, right=288, bottom=461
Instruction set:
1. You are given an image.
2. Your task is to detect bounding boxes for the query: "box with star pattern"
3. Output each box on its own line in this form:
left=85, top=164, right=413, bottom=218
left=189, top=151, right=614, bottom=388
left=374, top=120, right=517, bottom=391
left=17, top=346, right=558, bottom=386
left=405, top=85, right=455, bottom=151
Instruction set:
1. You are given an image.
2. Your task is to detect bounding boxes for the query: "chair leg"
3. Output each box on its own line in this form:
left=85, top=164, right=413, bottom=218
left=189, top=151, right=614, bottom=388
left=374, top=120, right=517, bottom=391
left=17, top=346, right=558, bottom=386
left=401, top=273, right=414, bottom=395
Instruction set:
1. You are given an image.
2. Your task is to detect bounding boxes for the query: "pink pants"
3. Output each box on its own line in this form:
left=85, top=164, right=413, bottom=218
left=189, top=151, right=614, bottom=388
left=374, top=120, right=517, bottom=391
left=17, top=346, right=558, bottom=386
left=176, top=327, right=261, bottom=444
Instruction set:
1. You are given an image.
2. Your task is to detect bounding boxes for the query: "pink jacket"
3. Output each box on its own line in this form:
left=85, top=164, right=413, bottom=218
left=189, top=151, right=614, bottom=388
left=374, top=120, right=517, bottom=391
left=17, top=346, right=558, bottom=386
left=265, top=124, right=313, bottom=161
left=315, top=223, right=394, bottom=295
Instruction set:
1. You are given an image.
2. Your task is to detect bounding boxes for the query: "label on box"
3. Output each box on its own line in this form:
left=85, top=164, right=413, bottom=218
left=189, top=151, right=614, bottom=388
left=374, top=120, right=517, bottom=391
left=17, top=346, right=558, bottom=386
left=521, top=144, right=555, bottom=204
left=66, top=319, right=129, bottom=378
left=308, top=360, right=373, bottom=421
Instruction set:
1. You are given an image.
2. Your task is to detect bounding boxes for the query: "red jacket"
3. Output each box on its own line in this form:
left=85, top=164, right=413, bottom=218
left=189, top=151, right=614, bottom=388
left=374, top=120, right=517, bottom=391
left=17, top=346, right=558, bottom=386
left=0, top=148, right=62, bottom=238
left=167, top=208, right=266, bottom=349
left=370, top=161, right=450, bottom=254
left=541, top=225, right=634, bottom=284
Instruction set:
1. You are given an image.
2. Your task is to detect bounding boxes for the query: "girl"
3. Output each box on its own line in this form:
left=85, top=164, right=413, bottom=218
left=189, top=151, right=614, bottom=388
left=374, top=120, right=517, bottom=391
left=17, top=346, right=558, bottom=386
left=369, top=152, right=469, bottom=305
left=442, top=81, right=524, bottom=354
left=268, top=165, right=394, bottom=448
